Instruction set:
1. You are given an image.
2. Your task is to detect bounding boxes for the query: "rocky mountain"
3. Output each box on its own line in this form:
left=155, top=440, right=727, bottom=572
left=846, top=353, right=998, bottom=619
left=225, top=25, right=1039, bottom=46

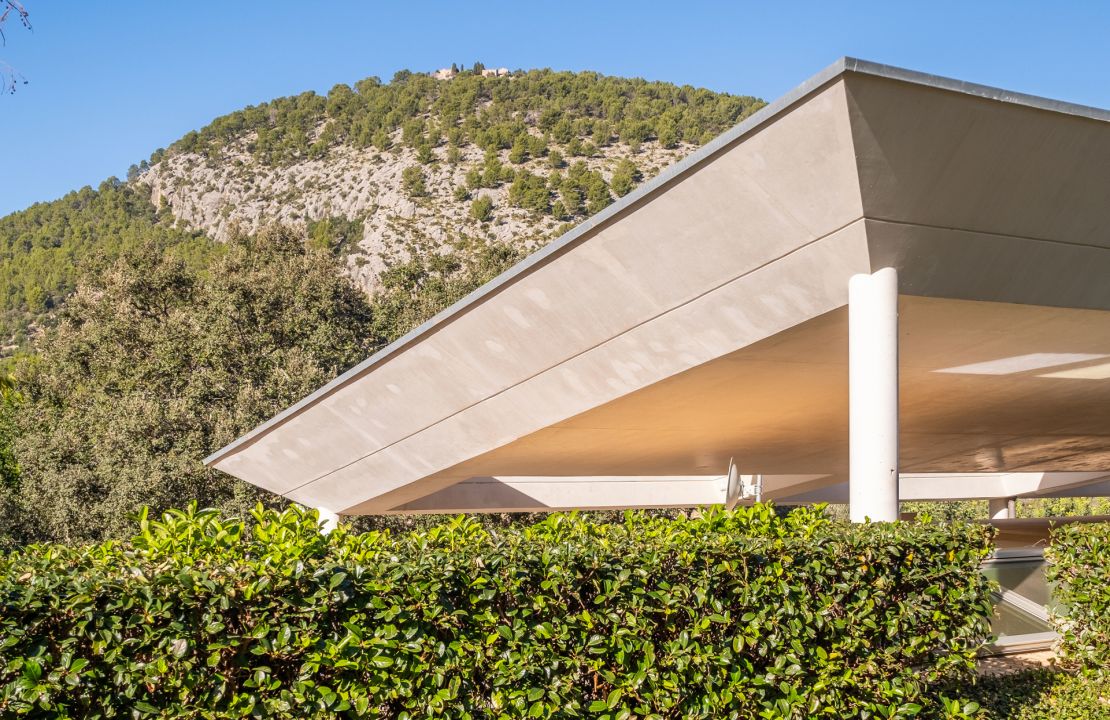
left=141, top=126, right=693, bottom=293
left=1, top=65, right=764, bottom=345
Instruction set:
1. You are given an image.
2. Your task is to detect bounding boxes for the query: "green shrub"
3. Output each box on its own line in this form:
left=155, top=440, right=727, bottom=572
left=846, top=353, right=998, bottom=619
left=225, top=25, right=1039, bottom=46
left=469, top=195, right=494, bottom=223
left=968, top=669, right=1110, bottom=720
left=507, top=171, right=550, bottom=215
left=480, top=150, right=509, bottom=188
left=1045, top=522, right=1110, bottom=673
left=610, top=159, right=640, bottom=198
left=0, top=505, right=993, bottom=718
left=401, top=166, right=426, bottom=197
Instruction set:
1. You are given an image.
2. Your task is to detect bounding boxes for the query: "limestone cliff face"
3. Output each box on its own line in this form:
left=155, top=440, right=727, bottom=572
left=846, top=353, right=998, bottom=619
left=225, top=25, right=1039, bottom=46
left=139, top=129, right=692, bottom=293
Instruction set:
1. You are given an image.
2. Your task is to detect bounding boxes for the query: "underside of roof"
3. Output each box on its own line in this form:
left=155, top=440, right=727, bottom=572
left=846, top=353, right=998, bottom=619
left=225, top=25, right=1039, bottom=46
left=206, top=58, right=1110, bottom=515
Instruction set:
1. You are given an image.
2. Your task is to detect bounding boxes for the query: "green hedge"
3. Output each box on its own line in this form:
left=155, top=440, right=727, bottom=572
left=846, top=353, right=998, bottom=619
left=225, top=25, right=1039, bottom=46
left=1046, top=522, right=1110, bottom=673
left=969, top=669, right=1110, bottom=720
left=0, top=505, right=993, bottom=719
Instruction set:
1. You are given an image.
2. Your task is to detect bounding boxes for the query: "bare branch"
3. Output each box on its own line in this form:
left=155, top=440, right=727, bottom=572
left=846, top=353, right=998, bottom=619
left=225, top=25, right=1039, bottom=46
left=0, top=0, right=31, bottom=93
left=0, top=1, right=32, bottom=39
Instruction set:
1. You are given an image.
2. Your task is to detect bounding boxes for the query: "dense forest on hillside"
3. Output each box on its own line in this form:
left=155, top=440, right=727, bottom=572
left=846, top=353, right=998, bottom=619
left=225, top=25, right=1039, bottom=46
left=170, top=66, right=761, bottom=165
left=2, top=67, right=763, bottom=351
left=0, top=182, right=218, bottom=345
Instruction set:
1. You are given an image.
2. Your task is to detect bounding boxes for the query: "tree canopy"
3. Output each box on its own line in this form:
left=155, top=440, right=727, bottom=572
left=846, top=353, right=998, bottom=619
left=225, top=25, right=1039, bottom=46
left=0, top=181, right=217, bottom=346
left=0, top=228, right=380, bottom=544
left=170, top=68, right=762, bottom=167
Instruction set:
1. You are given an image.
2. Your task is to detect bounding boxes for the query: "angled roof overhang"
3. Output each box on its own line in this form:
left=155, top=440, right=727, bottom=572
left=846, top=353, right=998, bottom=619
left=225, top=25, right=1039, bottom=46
left=205, top=58, right=1110, bottom=515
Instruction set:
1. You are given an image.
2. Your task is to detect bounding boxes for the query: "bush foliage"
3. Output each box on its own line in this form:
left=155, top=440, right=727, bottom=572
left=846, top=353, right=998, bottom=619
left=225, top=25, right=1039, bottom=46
left=0, top=504, right=993, bottom=718
left=968, top=669, right=1110, bottom=720
left=0, top=220, right=525, bottom=547
left=1045, top=522, right=1110, bottom=673
left=0, top=228, right=380, bottom=545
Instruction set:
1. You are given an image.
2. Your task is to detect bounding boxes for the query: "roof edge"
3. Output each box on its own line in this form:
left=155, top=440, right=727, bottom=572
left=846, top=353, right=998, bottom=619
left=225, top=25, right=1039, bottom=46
left=204, top=56, right=1110, bottom=468
left=842, top=58, right=1110, bottom=124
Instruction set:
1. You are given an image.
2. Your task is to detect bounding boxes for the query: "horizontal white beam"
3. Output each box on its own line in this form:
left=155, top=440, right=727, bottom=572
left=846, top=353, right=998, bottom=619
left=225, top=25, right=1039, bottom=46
left=900, top=472, right=1110, bottom=500
left=389, top=476, right=729, bottom=514
left=381, top=470, right=1110, bottom=515
left=388, top=473, right=840, bottom=514
left=760, top=474, right=839, bottom=501
left=758, top=472, right=1110, bottom=504
left=1032, top=477, right=1110, bottom=498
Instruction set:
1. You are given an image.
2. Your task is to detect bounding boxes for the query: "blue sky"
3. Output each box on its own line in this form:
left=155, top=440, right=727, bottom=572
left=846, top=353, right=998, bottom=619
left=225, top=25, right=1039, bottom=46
left=3, top=1, right=1109, bottom=217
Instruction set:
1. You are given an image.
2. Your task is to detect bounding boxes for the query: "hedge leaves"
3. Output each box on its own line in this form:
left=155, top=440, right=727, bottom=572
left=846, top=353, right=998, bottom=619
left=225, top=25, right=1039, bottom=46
left=1, top=504, right=993, bottom=718
left=1046, top=522, right=1110, bottom=674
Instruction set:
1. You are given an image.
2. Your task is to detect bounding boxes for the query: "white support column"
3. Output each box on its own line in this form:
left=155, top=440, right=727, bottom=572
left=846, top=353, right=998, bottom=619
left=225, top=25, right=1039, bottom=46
left=317, top=507, right=340, bottom=534
left=849, top=267, right=899, bottom=522
left=988, top=497, right=1016, bottom=520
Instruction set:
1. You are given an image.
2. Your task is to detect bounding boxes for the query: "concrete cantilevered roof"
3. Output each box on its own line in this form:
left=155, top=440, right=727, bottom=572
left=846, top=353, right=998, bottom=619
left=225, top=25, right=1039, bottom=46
left=205, top=58, right=1110, bottom=515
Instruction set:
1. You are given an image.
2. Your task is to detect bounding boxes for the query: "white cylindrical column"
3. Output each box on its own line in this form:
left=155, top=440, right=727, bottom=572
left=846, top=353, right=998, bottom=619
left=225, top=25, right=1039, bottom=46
left=988, top=497, right=1016, bottom=520
left=317, top=507, right=340, bottom=534
left=848, top=267, right=899, bottom=523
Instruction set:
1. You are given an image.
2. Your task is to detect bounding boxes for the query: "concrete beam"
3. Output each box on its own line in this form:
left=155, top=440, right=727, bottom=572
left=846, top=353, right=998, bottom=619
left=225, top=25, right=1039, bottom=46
left=768, top=472, right=1110, bottom=505
left=899, top=471, right=1110, bottom=500
left=383, top=471, right=1110, bottom=515
left=388, top=476, right=729, bottom=514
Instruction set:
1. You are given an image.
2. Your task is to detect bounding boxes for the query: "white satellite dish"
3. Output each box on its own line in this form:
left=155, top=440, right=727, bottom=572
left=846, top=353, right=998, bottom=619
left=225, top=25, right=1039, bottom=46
left=725, top=458, right=741, bottom=510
